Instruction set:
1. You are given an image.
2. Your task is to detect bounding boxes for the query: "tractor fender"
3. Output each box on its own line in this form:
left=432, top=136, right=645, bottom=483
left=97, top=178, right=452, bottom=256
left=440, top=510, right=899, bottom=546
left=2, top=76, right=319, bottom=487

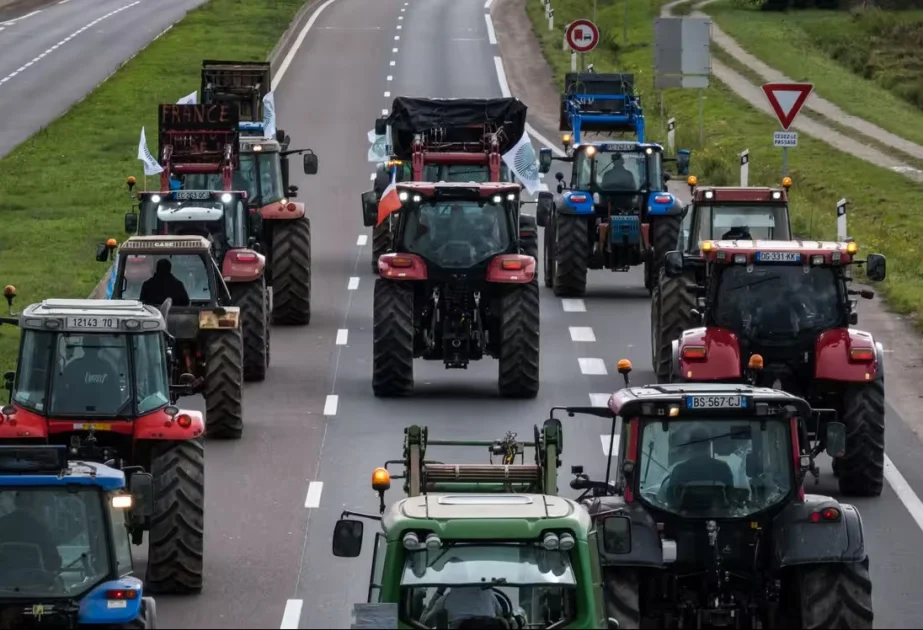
left=1, top=405, right=48, bottom=439
left=77, top=576, right=144, bottom=625
left=557, top=190, right=595, bottom=216
left=771, top=495, right=866, bottom=569
left=646, top=192, right=681, bottom=216
left=814, top=328, right=880, bottom=382
left=536, top=192, right=554, bottom=227
left=586, top=497, right=664, bottom=569
left=259, top=199, right=306, bottom=220
left=222, top=249, right=266, bottom=283
left=134, top=408, right=205, bottom=441
left=675, top=327, right=742, bottom=381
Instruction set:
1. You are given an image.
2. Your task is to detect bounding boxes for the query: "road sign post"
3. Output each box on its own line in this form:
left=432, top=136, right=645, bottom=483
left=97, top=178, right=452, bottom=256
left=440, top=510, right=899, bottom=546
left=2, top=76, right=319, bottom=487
left=565, top=19, right=599, bottom=72
left=739, top=150, right=749, bottom=187
left=653, top=17, right=712, bottom=146
left=837, top=198, right=848, bottom=242
left=667, top=118, right=676, bottom=154
left=762, top=82, right=813, bottom=179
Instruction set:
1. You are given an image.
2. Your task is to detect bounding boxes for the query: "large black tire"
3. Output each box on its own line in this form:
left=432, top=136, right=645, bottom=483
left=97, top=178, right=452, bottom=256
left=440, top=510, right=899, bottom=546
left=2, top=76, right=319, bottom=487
left=203, top=330, right=244, bottom=439
left=552, top=213, right=589, bottom=297
left=230, top=278, right=268, bottom=383
left=602, top=568, right=641, bottom=629
left=145, top=439, right=204, bottom=595
left=790, top=558, right=873, bottom=628
left=837, top=379, right=885, bottom=497
left=373, top=279, right=414, bottom=396
left=650, top=215, right=681, bottom=280
left=653, top=268, right=696, bottom=382
left=498, top=283, right=540, bottom=398
left=271, top=217, right=312, bottom=326
left=543, top=223, right=555, bottom=288
left=371, top=219, right=392, bottom=273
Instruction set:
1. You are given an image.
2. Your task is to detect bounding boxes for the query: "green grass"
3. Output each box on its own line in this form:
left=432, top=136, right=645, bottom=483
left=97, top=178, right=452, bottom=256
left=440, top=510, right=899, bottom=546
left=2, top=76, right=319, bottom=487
left=0, top=0, right=307, bottom=371
left=705, top=1, right=923, bottom=147
left=527, top=0, right=923, bottom=327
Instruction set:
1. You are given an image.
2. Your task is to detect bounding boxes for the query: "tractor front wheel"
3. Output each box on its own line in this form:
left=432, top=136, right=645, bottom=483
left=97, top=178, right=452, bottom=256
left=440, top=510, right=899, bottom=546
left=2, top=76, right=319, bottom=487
left=653, top=268, right=696, bottom=382
left=230, top=278, right=269, bottom=382
left=498, top=283, right=540, bottom=398
left=552, top=213, right=589, bottom=297
left=789, top=558, right=873, bottom=628
left=373, top=279, right=414, bottom=396
left=271, top=217, right=312, bottom=326
left=650, top=215, right=681, bottom=280
left=837, top=379, right=885, bottom=497
left=145, top=439, right=204, bottom=595
left=203, top=330, right=244, bottom=439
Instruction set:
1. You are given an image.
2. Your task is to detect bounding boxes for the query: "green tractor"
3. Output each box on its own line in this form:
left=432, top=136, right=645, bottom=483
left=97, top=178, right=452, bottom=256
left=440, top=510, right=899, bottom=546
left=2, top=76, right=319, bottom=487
left=330, top=423, right=619, bottom=629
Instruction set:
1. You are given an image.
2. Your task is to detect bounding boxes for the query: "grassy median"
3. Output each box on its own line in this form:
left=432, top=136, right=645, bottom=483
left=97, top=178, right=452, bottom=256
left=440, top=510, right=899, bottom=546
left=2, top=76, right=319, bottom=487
left=525, top=0, right=923, bottom=328
left=0, top=0, right=307, bottom=370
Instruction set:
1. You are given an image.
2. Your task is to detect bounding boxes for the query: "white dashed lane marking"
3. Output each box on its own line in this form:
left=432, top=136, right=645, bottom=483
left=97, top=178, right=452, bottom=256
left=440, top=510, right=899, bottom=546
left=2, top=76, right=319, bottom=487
left=395, top=34, right=400, bottom=40
left=601, top=435, right=620, bottom=456
left=392, top=47, right=398, bottom=53
left=357, top=234, right=368, bottom=246
left=348, top=277, right=360, bottom=290
left=280, top=599, right=303, bottom=629
left=561, top=299, right=586, bottom=312
left=387, top=75, right=393, bottom=81
left=589, top=393, right=611, bottom=408
left=369, top=173, right=375, bottom=180
left=485, top=14, right=497, bottom=45
left=578, top=358, right=608, bottom=375
left=336, top=329, right=348, bottom=345
left=323, top=395, right=339, bottom=416
left=304, top=482, right=324, bottom=508
left=384, top=91, right=390, bottom=97
left=569, top=326, right=596, bottom=342
left=390, top=60, right=396, bottom=66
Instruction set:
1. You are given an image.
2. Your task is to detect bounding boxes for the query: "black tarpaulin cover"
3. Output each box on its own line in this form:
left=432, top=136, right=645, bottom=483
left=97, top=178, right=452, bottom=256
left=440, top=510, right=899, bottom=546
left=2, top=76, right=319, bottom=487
left=385, top=97, right=528, bottom=158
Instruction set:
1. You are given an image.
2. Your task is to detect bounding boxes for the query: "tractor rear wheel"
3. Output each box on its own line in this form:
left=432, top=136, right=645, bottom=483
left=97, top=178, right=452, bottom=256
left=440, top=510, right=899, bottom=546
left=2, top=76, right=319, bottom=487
left=602, top=568, right=641, bottom=629
left=790, top=558, right=873, bottom=628
left=650, top=215, right=681, bottom=279
left=371, top=219, right=392, bottom=273
left=373, top=279, right=414, bottom=396
left=552, top=213, right=588, bottom=296
left=203, top=330, right=244, bottom=439
left=837, top=379, right=885, bottom=497
left=498, top=283, right=540, bottom=398
left=653, top=268, right=696, bottom=382
left=230, top=278, right=268, bottom=382
left=543, top=223, right=555, bottom=288
left=145, top=439, right=204, bottom=595
left=271, top=217, right=312, bottom=326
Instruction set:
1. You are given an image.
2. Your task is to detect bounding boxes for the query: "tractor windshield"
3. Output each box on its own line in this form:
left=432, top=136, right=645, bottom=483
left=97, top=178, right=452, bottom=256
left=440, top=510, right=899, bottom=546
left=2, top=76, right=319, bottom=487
left=574, top=149, right=661, bottom=193
left=696, top=204, right=790, bottom=242
left=712, top=265, right=844, bottom=341
left=421, top=163, right=512, bottom=183
left=237, top=151, right=285, bottom=204
left=637, top=418, right=794, bottom=518
left=120, top=253, right=214, bottom=305
left=143, top=198, right=248, bottom=250
left=0, top=487, right=110, bottom=599
left=13, top=331, right=170, bottom=418
left=403, top=199, right=513, bottom=269
left=400, top=543, right=578, bottom=628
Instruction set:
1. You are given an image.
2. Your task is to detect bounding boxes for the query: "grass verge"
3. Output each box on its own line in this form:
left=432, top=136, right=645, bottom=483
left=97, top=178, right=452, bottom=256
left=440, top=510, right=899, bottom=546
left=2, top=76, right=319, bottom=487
left=525, top=0, right=923, bottom=328
left=0, top=0, right=308, bottom=371
left=705, top=1, right=923, bottom=147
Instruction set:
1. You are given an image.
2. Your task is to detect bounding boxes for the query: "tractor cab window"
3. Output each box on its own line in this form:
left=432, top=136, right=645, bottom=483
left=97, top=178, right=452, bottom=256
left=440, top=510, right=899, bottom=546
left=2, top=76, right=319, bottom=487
left=400, top=543, right=578, bottom=629
left=238, top=152, right=285, bottom=205
left=637, top=418, right=794, bottom=518
left=712, top=265, right=843, bottom=341
left=403, top=199, right=512, bottom=268
left=130, top=333, right=170, bottom=415
left=121, top=254, right=213, bottom=305
left=575, top=150, right=655, bottom=193
left=0, top=487, right=110, bottom=599
left=696, top=205, right=790, bottom=242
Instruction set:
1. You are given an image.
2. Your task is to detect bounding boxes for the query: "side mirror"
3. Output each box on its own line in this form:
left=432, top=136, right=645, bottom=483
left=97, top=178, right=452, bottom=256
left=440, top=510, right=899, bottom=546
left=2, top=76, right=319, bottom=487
left=676, top=149, right=691, bottom=176
left=332, top=519, right=364, bottom=557
left=538, top=148, right=553, bottom=174
left=374, top=116, right=388, bottom=136
left=3, top=371, right=13, bottom=392
left=303, top=151, right=318, bottom=175
left=866, top=253, right=886, bottom=282
left=554, top=171, right=564, bottom=182
left=275, top=128, right=287, bottom=145
left=849, top=312, right=859, bottom=325
left=825, top=421, right=847, bottom=458
left=601, top=515, right=632, bottom=554
left=361, top=191, right=379, bottom=227
left=95, top=243, right=110, bottom=262
left=663, top=251, right=684, bottom=278
left=536, top=192, right=554, bottom=228
left=247, top=236, right=262, bottom=253
left=662, top=172, right=671, bottom=183
left=124, top=213, right=138, bottom=234
left=178, top=373, right=196, bottom=386
left=249, top=212, right=264, bottom=237
left=128, top=472, right=154, bottom=518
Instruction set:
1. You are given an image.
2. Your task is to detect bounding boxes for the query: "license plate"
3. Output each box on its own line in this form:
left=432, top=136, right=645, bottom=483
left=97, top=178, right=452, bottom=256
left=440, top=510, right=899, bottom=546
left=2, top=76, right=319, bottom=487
left=601, top=142, right=638, bottom=152
left=685, top=395, right=745, bottom=409
left=72, top=423, right=112, bottom=431
left=174, top=190, right=211, bottom=200
left=67, top=317, right=118, bottom=330
left=755, top=251, right=800, bottom=262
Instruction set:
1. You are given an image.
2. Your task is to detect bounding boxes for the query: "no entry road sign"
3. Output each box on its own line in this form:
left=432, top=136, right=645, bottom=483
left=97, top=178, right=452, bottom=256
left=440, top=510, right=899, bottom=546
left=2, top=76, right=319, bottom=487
left=761, top=82, right=814, bottom=131
left=565, top=19, right=599, bottom=54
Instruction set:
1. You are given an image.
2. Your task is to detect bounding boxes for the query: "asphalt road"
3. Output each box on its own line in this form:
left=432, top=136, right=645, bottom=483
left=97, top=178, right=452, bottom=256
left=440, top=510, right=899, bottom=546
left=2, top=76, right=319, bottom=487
left=0, top=0, right=209, bottom=157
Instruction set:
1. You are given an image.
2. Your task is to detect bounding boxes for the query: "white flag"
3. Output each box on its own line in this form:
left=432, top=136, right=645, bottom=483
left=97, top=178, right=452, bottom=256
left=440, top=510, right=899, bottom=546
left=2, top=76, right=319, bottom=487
left=137, top=127, right=164, bottom=176
left=177, top=90, right=197, bottom=105
left=262, top=91, right=276, bottom=139
left=502, top=134, right=542, bottom=195
left=368, top=128, right=389, bottom=163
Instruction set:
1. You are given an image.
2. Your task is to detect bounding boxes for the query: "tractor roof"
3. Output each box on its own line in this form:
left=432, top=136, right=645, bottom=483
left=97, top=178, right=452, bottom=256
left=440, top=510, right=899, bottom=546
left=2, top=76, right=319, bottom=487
left=20, top=299, right=167, bottom=333
left=700, top=239, right=857, bottom=264
left=693, top=186, right=788, bottom=204
left=120, top=235, right=212, bottom=254
left=381, top=493, right=591, bottom=542
left=397, top=181, right=522, bottom=197
left=608, top=383, right=813, bottom=419
left=0, top=445, right=125, bottom=491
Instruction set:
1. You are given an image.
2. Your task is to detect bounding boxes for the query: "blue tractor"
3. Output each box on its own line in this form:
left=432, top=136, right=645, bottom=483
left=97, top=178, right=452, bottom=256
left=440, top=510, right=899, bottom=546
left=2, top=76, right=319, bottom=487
left=536, top=72, right=691, bottom=295
left=0, top=445, right=157, bottom=628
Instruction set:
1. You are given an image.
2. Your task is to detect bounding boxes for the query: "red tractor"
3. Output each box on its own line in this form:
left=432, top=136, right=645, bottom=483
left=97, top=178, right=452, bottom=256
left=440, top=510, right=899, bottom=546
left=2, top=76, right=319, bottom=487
left=663, top=239, right=887, bottom=496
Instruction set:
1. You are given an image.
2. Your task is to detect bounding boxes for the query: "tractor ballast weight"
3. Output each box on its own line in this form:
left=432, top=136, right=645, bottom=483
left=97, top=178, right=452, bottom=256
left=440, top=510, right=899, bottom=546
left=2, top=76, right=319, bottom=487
left=559, top=72, right=644, bottom=143
left=157, top=103, right=239, bottom=192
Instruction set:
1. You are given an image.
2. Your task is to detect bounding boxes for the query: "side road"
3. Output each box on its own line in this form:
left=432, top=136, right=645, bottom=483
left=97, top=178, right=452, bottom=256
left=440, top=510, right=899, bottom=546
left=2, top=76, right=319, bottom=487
left=491, top=0, right=923, bottom=443
left=661, top=0, right=923, bottom=182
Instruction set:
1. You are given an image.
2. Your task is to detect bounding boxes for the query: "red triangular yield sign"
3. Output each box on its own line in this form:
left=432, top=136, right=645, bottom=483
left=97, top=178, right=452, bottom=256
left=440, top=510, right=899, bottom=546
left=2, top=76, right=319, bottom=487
left=761, top=83, right=814, bottom=131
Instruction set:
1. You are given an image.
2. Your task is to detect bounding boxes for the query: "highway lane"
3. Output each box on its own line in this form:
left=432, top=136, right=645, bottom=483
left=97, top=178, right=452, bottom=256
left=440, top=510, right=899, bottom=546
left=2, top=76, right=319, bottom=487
left=0, top=0, right=209, bottom=157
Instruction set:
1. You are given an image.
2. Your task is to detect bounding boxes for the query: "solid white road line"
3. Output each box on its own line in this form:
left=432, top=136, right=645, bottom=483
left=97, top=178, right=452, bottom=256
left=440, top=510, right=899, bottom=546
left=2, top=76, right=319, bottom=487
left=304, top=482, right=324, bottom=508
left=885, top=456, right=923, bottom=533
left=561, top=298, right=586, bottom=312
left=280, top=599, right=303, bottom=629
left=493, top=56, right=511, bottom=98
left=600, top=435, right=620, bottom=457
left=569, top=326, right=596, bottom=342
left=357, top=234, right=368, bottom=246
left=323, top=395, right=339, bottom=416
left=484, top=0, right=494, bottom=8
left=336, top=329, right=349, bottom=345
left=589, top=393, right=611, bottom=408
left=348, top=277, right=360, bottom=290
left=272, top=0, right=339, bottom=89
left=484, top=14, right=497, bottom=45
left=578, top=358, right=608, bottom=375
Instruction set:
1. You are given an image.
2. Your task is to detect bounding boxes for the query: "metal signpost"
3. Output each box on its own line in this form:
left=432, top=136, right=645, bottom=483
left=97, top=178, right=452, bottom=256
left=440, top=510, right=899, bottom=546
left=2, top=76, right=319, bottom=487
left=666, top=118, right=676, bottom=154
left=761, top=82, right=814, bottom=177
left=565, top=19, right=599, bottom=72
left=653, top=17, right=711, bottom=146
left=739, top=150, right=749, bottom=187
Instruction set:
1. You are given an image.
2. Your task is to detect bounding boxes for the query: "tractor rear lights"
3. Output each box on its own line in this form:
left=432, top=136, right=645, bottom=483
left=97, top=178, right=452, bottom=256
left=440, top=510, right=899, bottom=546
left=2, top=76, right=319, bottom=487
left=653, top=195, right=672, bottom=204
left=487, top=255, right=536, bottom=284
left=378, top=253, right=427, bottom=280
left=681, top=346, right=707, bottom=360
left=105, top=589, right=138, bottom=600
left=809, top=507, right=840, bottom=523
left=569, top=194, right=588, bottom=203
left=233, top=251, right=258, bottom=264
left=849, top=348, right=875, bottom=362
